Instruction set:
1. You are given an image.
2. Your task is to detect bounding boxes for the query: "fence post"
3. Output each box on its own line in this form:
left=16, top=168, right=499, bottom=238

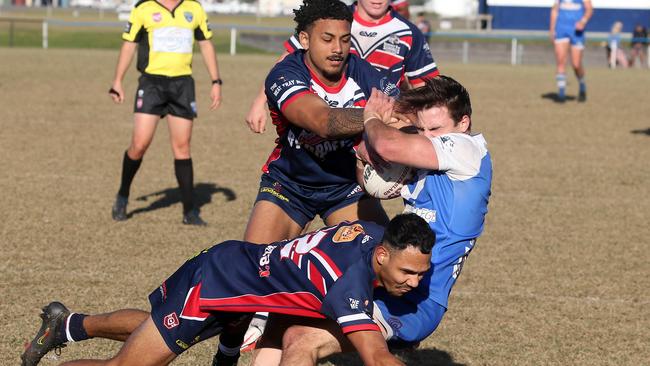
left=9, top=19, right=14, bottom=47
left=462, top=40, right=469, bottom=64
left=230, top=27, right=237, bottom=56
left=510, top=38, right=517, bottom=65
left=42, top=20, right=49, bottom=49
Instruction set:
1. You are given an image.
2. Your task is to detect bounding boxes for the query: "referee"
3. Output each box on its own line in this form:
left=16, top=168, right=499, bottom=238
left=109, top=0, right=222, bottom=225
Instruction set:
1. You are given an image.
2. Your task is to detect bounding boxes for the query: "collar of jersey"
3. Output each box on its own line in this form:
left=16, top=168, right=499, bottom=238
left=153, top=0, right=185, bottom=16
left=353, top=5, right=394, bottom=27
left=303, top=53, right=349, bottom=93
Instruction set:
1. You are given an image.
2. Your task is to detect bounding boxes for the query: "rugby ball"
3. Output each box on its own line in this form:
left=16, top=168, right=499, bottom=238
left=362, top=163, right=414, bottom=199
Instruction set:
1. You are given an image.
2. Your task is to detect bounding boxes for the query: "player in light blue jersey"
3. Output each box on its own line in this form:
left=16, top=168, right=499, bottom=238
left=260, top=76, right=492, bottom=364
left=550, top=0, right=593, bottom=102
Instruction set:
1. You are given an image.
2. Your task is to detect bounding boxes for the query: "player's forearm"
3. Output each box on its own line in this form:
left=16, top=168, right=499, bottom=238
left=199, top=40, right=220, bottom=81
left=325, top=108, right=365, bottom=138
left=113, top=42, right=137, bottom=84
left=582, top=4, right=593, bottom=23
left=549, top=7, right=558, bottom=31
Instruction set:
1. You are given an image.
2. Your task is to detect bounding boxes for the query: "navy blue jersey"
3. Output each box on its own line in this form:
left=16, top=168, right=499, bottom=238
left=193, top=221, right=386, bottom=334
left=263, top=51, right=397, bottom=187
left=284, top=4, right=438, bottom=87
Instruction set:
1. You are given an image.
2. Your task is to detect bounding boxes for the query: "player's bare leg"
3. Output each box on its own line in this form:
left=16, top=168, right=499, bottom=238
left=167, top=115, right=205, bottom=225
left=553, top=41, right=569, bottom=102
left=325, top=197, right=389, bottom=227
left=570, top=46, right=587, bottom=102
left=82, top=309, right=150, bottom=341
left=113, top=113, right=159, bottom=221
left=60, top=316, right=176, bottom=366
left=243, top=201, right=304, bottom=244
left=280, top=318, right=352, bottom=366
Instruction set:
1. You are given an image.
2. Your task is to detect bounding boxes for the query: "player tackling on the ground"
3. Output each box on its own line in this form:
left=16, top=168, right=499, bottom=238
left=21, top=214, right=434, bottom=366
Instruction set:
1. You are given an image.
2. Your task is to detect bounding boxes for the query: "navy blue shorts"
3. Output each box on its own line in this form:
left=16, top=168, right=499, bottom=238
left=254, top=172, right=366, bottom=227
left=148, top=253, right=248, bottom=355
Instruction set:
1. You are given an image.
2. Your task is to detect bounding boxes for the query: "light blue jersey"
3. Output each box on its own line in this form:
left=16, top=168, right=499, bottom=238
left=374, top=133, right=492, bottom=344
left=555, top=0, right=587, bottom=46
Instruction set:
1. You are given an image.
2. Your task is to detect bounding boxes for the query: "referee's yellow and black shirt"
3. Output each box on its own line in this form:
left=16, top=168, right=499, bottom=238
left=123, top=0, right=212, bottom=77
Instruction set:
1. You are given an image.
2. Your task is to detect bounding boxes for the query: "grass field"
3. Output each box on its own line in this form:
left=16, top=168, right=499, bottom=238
left=1, top=48, right=649, bottom=365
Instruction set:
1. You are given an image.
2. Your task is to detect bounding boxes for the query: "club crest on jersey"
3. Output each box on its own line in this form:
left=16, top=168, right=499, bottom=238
left=383, top=35, right=401, bottom=55
left=184, top=11, right=193, bottom=22
left=332, top=224, right=365, bottom=243
left=163, top=312, right=179, bottom=329
left=359, top=30, right=378, bottom=37
left=152, top=12, right=162, bottom=22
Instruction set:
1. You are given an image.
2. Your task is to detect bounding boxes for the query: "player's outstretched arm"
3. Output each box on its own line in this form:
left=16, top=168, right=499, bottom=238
left=198, top=39, right=222, bottom=110
left=346, top=330, right=404, bottom=366
left=110, top=41, right=137, bottom=104
left=282, top=94, right=365, bottom=139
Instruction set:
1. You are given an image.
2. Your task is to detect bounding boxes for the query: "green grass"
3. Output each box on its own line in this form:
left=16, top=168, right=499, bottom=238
left=0, top=22, right=283, bottom=53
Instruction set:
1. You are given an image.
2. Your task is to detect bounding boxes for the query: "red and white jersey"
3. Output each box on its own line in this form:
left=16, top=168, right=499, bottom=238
left=285, top=3, right=438, bottom=87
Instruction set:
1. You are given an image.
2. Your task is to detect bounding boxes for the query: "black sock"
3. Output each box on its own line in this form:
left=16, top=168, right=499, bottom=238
left=118, top=151, right=142, bottom=198
left=174, top=158, right=194, bottom=214
left=55, top=313, right=90, bottom=343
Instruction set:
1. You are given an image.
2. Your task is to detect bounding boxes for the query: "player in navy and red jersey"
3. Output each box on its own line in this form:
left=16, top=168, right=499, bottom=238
left=21, top=214, right=434, bottom=366
left=246, top=0, right=438, bottom=134
left=390, top=0, right=410, bottom=19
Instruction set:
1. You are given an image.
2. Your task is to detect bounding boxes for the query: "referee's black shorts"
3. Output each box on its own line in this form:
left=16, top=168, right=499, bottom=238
left=134, top=74, right=197, bottom=120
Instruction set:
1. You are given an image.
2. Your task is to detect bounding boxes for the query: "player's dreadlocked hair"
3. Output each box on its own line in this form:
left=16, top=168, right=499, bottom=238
left=293, top=0, right=352, bottom=34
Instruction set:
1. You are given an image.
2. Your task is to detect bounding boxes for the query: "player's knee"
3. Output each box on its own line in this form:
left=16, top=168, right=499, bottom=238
left=283, top=326, right=340, bottom=360
left=128, top=142, right=149, bottom=158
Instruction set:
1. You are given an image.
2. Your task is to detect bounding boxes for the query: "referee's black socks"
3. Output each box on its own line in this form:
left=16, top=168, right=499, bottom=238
left=118, top=150, right=142, bottom=198
left=174, top=158, right=194, bottom=214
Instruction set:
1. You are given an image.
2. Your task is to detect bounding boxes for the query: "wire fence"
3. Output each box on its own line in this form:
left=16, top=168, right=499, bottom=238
left=1, top=17, right=649, bottom=68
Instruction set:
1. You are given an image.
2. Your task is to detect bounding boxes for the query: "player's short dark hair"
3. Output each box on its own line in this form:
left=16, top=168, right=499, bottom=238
left=396, top=75, right=472, bottom=124
left=382, top=213, right=435, bottom=254
left=293, top=0, right=353, bottom=34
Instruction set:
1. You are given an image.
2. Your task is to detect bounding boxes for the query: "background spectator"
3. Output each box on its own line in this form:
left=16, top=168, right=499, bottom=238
left=629, top=24, right=648, bottom=67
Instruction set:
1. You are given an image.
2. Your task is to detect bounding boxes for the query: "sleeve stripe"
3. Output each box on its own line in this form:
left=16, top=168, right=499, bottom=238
left=341, top=323, right=381, bottom=334
left=337, top=313, right=371, bottom=324
left=405, top=63, right=438, bottom=77
left=279, top=90, right=311, bottom=112
left=277, top=86, right=310, bottom=107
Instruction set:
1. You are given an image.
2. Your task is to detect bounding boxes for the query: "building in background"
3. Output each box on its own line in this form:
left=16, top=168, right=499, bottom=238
left=485, top=0, right=650, bottom=32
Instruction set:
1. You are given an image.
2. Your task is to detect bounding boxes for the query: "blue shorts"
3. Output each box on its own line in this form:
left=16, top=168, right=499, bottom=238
left=373, top=287, right=447, bottom=346
left=555, top=26, right=585, bottom=48
left=255, top=172, right=366, bottom=227
left=148, top=253, right=249, bottom=355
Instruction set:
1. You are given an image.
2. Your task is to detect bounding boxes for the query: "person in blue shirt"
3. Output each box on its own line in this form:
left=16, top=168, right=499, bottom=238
left=21, top=214, right=434, bottom=366
left=550, top=0, right=593, bottom=102
left=252, top=76, right=492, bottom=364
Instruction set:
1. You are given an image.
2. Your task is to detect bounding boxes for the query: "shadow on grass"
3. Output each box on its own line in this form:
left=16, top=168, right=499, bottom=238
left=324, top=348, right=465, bottom=366
left=128, top=182, right=236, bottom=218
left=631, top=128, right=650, bottom=136
left=541, top=92, right=576, bottom=103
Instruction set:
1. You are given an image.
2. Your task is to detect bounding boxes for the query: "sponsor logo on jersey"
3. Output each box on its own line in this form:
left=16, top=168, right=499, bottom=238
left=259, top=245, right=277, bottom=277
left=260, top=182, right=289, bottom=202
left=152, top=12, right=162, bottom=22
left=333, top=224, right=365, bottom=243
left=346, top=184, right=363, bottom=198
left=379, top=77, right=399, bottom=97
left=124, top=22, right=132, bottom=33
left=190, top=101, right=197, bottom=114
left=404, top=205, right=436, bottom=223
left=158, top=281, right=167, bottom=301
left=349, top=297, right=360, bottom=309
left=361, top=235, right=371, bottom=244
left=440, top=136, right=455, bottom=152
left=163, top=312, right=180, bottom=329
left=297, top=132, right=355, bottom=159
left=176, top=339, right=189, bottom=349
left=359, top=30, right=378, bottom=37
left=136, top=98, right=143, bottom=109
left=323, top=95, right=339, bottom=107
left=184, top=11, right=193, bottom=22
left=387, top=317, right=403, bottom=330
